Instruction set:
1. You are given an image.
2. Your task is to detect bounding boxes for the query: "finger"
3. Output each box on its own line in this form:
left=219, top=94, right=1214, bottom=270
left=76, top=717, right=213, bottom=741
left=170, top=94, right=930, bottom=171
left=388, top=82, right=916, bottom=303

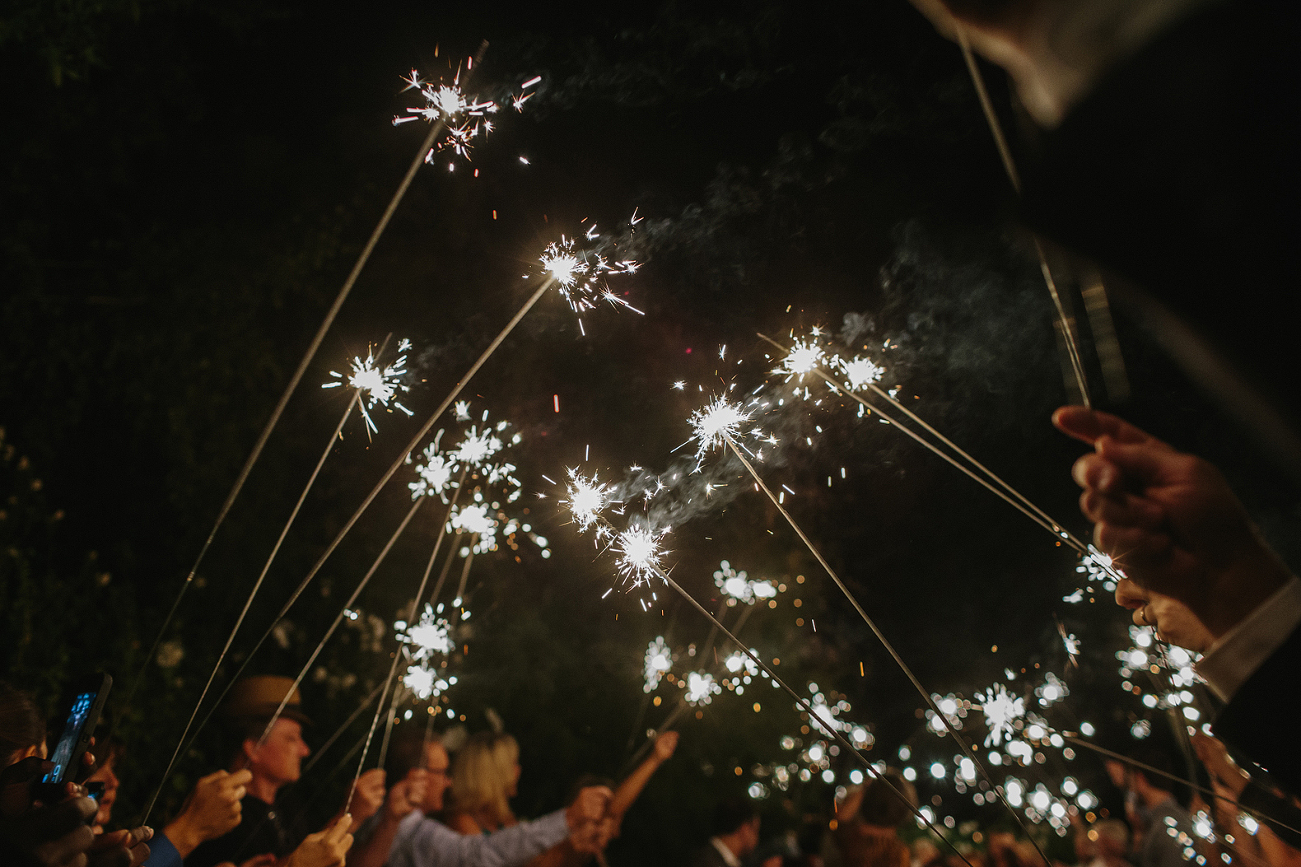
left=1071, top=452, right=1124, bottom=495
left=223, top=769, right=253, bottom=791
left=1079, top=490, right=1164, bottom=529
left=1052, top=407, right=1156, bottom=447
left=1094, top=524, right=1172, bottom=563
left=325, top=813, right=351, bottom=844
left=0, top=756, right=52, bottom=786
left=1095, top=436, right=1183, bottom=486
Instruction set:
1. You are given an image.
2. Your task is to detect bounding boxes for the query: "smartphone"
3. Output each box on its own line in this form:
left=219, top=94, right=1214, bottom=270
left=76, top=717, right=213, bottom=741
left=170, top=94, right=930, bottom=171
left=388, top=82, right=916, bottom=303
left=40, top=672, right=112, bottom=787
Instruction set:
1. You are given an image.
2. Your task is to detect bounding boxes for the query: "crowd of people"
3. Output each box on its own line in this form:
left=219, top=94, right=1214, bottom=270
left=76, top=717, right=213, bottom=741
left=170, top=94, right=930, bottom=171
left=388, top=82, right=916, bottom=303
left=4, top=0, right=1299, bottom=865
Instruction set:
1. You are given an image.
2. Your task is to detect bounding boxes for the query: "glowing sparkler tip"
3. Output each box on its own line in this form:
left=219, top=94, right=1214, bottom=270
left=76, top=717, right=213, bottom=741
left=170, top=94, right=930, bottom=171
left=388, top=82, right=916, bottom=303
left=689, top=396, right=751, bottom=459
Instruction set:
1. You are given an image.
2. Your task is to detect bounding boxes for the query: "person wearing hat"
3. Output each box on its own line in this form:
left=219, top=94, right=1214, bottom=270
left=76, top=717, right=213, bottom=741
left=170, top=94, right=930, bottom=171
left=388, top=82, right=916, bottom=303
left=185, top=675, right=380, bottom=867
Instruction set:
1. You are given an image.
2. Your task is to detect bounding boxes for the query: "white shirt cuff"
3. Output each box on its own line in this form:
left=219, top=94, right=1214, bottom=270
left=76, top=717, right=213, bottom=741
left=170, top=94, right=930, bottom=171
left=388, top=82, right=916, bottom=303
left=1197, top=576, right=1301, bottom=702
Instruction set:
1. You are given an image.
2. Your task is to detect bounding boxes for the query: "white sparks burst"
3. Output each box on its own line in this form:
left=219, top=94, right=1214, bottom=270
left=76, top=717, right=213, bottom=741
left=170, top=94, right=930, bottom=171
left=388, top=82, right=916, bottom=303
left=977, top=683, right=1025, bottom=747
left=685, top=671, right=720, bottom=706
left=723, top=650, right=759, bottom=681
left=450, top=503, right=497, bottom=540
left=615, top=524, right=667, bottom=585
left=643, top=636, right=673, bottom=693
left=408, top=435, right=460, bottom=502
left=454, top=426, right=505, bottom=468
left=689, top=397, right=751, bottom=459
left=833, top=354, right=886, bottom=391
left=538, top=226, right=641, bottom=317
left=323, top=343, right=414, bottom=433
left=402, top=664, right=453, bottom=701
left=566, top=469, right=614, bottom=532
left=775, top=339, right=826, bottom=382
left=393, top=66, right=521, bottom=162
left=713, top=560, right=777, bottom=605
left=396, top=604, right=454, bottom=661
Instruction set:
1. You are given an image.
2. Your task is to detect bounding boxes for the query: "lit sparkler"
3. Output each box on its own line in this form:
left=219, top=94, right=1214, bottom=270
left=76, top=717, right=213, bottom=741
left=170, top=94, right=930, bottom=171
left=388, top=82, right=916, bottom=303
left=402, top=664, right=454, bottom=701
left=565, top=469, right=615, bottom=532
left=538, top=224, right=641, bottom=317
left=774, top=338, right=825, bottom=382
left=977, top=683, right=1025, bottom=747
left=615, top=523, right=668, bottom=587
left=395, top=604, right=454, bottom=662
left=832, top=354, right=887, bottom=391
left=713, top=560, right=777, bottom=605
left=644, top=636, right=673, bottom=693
left=323, top=341, right=414, bottom=434
left=684, top=671, right=720, bottom=706
left=688, top=396, right=752, bottom=460
left=393, top=65, right=524, bottom=162
left=408, top=434, right=460, bottom=502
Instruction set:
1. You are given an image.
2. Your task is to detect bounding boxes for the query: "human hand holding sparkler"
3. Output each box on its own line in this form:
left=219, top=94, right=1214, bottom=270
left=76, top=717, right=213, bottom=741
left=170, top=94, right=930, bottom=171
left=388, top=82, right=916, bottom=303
left=282, top=814, right=352, bottom=867
left=1053, top=406, right=1293, bottom=646
left=343, top=769, right=387, bottom=830
left=384, top=768, right=428, bottom=821
left=564, top=785, right=613, bottom=854
left=161, top=768, right=250, bottom=857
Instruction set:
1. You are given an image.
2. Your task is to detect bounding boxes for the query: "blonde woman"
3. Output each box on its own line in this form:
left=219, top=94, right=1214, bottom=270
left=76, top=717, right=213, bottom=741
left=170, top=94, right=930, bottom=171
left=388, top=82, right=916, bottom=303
left=445, top=733, right=521, bottom=835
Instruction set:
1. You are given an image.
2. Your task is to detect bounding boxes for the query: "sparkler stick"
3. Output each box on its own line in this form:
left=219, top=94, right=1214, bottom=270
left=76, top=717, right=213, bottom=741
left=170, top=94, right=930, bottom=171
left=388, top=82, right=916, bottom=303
left=452, top=540, right=478, bottom=603
left=759, top=333, right=1103, bottom=561
left=1063, top=737, right=1301, bottom=838
left=256, top=496, right=427, bottom=747
left=954, top=27, right=1092, bottom=407
left=377, top=469, right=468, bottom=771
left=301, top=680, right=388, bottom=777
left=718, top=431, right=1050, bottom=861
left=123, top=46, right=488, bottom=722
left=140, top=388, right=361, bottom=822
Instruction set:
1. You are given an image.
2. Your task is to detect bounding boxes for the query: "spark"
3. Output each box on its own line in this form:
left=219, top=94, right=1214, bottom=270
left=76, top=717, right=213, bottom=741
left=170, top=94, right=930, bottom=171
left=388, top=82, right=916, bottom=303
left=723, top=650, right=759, bottom=680
left=449, top=503, right=498, bottom=550
left=688, top=396, right=751, bottom=459
left=408, top=435, right=459, bottom=502
left=402, top=664, right=453, bottom=701
left=323, top=343, right=414, bottom=433
left=565, top=469, right=614, bottom=532
left=713, top=560, right=776, bottom=605
left=643, top=636, right=672, bottom=693
left=453, top=426, right=504, bottom=467
left=396, top=604, right=454, bottom=661
left=393, top=65, right=520, bottom=162
left=685, top=671, right=721, bottom=706
left=538, top=227, right=641, bottom=316
left=615, top=524, right=667, bottom=585
left=832, top=354, right=886, bottom=391
left=774, top=339, right=825, bottom=382
left=977, top=683, right=1025, bottom=747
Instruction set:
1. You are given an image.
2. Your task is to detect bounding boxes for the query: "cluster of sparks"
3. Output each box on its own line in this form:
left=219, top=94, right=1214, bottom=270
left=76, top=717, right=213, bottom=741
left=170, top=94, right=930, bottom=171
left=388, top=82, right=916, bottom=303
left=323, top=340, right=414, bottom=434
left=688, top=396, right=754, bottom=460
left=395, top=67, right=540, bottom=163
left=394, top=603, right=458, bottom=703
left=1116, top=625, right=1205, bottom=725
left=713, top=560, right=777, bottom=605
left=615, top=523, right=668, bottom=587
left=643, top=637, right=673, bottom=694
left=538, top=221, right=642, bottom=318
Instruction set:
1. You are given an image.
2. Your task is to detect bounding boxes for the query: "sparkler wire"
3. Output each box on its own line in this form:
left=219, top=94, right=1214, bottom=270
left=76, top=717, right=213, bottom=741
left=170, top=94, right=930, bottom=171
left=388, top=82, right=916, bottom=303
left=378, top=475, right=466, bottom=771
left=955, top=27, right=1091, bottom=408
left=720, top=432, right=1051, bottom=863
left=122, top=46, right=485, bottom=725
left=638, top=553, right=973, bottom=867
left=140, top=390, right=361, bottom=823
left=1063, top=737, right=1301, bottom=838
left=758, top=334, right=1099, bottom=560
left=255, top=495, right=428, bottom=747
left=301, top=679, right=388, bottom=777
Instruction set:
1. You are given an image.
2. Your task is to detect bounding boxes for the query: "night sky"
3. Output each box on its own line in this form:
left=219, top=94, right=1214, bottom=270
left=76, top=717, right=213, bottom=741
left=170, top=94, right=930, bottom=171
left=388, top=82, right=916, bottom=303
left=3, top=1, right=1298, bottom=861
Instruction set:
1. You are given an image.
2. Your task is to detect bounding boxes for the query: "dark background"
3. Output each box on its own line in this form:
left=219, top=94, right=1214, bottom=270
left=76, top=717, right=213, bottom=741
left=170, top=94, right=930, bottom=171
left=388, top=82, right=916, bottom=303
left=3, top=1, right=1297, bottom=861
